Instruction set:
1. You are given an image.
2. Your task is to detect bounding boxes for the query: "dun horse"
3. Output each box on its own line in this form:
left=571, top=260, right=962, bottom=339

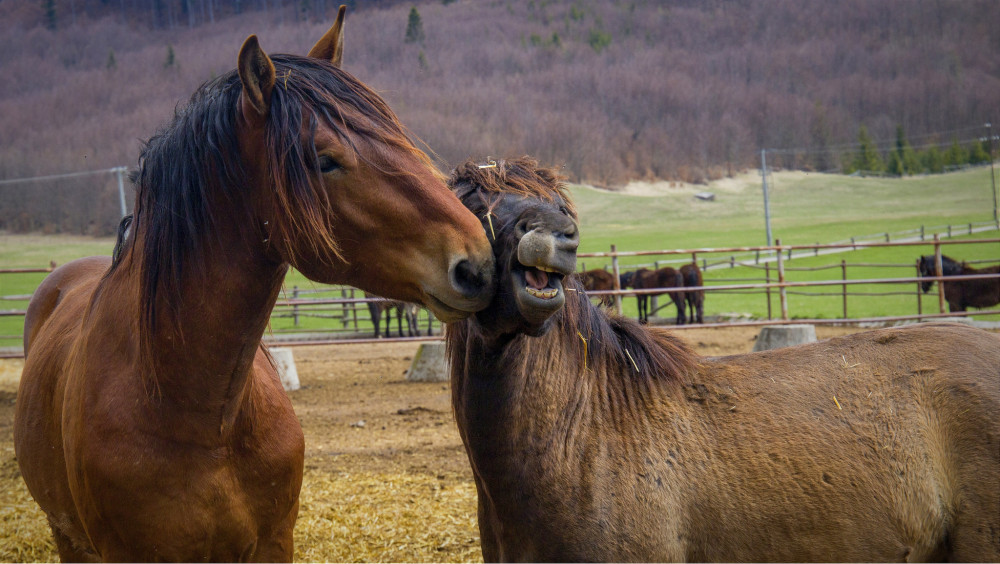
left=15, top=9, right=495, bottom=562
left=918, top=254, right=1000, bottom=312
left=577, top=268, right=616, bottom=307
left=446, top=157, right=999, bottom=562
left=679, top=262, right=704, bottom=324
left=621, top=267, right=686, bottom=324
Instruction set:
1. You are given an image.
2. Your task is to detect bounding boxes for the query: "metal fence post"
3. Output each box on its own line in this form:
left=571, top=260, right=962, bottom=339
left=915, top=258, right=923, bottom=320
left=776, top=239, right=788, bottom=320
left=840, top=260, right=848, bottom=319
left=934, top=234, right=946, bottom=314
left=611, top=244, right=623, bottom=316
left=292, top=286, right=299, bottom=326
left=764, top=262, right=772, bottom=320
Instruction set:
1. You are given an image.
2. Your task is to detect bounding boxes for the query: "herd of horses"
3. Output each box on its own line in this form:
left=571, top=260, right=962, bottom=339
left=579, top=264, right=705, bottom=325
left=11, top=6, right=1000, bottom=563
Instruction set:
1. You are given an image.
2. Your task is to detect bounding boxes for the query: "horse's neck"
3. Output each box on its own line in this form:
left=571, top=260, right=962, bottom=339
left=451, top=298, right=653, bottom=472
left=119, top=220, right=286, bottom=420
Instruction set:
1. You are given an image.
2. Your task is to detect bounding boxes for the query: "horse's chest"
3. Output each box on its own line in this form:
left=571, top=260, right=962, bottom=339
left=69, top=416, right=302, bottom=560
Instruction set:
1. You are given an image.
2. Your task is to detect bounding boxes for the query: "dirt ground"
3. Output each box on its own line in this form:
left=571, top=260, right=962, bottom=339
left=0, top=325, right=872, bottom=562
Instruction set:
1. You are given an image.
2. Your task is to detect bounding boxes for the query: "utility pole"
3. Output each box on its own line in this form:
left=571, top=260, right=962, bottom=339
left=761, top=149, right=773, bottom=247
left=987, top=122, right=997, bottom=224
left=114, top=166, right=128, bottom=217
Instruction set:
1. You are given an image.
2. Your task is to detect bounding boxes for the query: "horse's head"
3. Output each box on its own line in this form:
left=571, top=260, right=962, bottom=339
left=234, top=7, right=494, bottom=321
left=619, top=270, right=635, bottom=288
left=449, top=157, right=579, bottom=338
left=917, top=255, right=936, bottom=293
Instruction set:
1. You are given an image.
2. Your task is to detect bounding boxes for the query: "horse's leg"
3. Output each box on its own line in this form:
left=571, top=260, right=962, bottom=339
left=676, top=292, right=686, bottom=325
left=696, top=294, right=704, bottom=324
left=396, top=308, right=403, bottom=337
left=49, top=518, right=99, bottom=563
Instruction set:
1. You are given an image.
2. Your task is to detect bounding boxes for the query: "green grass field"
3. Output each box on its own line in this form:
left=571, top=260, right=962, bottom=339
left=1, top=167, right=998, bottom=347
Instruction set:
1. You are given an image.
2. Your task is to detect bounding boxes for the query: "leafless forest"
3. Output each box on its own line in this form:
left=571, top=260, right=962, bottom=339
left=1, top=0, right=998, bottom=234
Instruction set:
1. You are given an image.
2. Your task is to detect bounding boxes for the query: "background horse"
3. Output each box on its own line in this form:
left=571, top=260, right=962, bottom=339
left=577, top=268, right=616, bottom=307
left=446, top=156, right=999, bottom=562
left=680, top=262, right=705, bottom=324
left=620, top=267, right=686, bottom=324
left=918, top=254, right=1000, bottom=312
left=365, top=293, right=420, bottom=337
left=14, top=8, right=494, bottom=562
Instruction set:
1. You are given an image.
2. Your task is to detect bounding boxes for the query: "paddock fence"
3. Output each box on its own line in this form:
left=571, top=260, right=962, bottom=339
left=579, top=236, right=1000, bottom=328
left=1, top=236, right=997, bottom=357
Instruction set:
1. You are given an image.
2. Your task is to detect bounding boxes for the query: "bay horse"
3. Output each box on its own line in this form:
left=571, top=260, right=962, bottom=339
left=446, top=156, right=1000, bottom=562
left=15, top=8, right=495, bottom=562
left=576, top=268, right=616, bottom=307
left=918, top=254, right=1000, bottom=312
left=680, top=262, right=704, bottom=324
left=620, top=266, right=686, bottom=324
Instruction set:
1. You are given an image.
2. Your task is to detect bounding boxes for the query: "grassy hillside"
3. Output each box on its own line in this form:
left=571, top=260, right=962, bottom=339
left=1, top=168, right=998, bottom=347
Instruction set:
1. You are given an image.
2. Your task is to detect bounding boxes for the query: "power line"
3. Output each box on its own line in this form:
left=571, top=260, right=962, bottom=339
left=0, top=167, right=126, bottom=186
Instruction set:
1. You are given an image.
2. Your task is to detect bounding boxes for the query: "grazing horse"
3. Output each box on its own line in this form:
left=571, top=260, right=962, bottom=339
left=576, top=268, right=616, bottom=307
left=679, top=262, right=705, bottom=324
left=366, top=293, right=420, bottom=337
left=918, top=254, right=1000, bottom=312
left=446, top=156, right=1000, bottom=562
left=620, top=267, right=686, bottom=324
left=15, top=9, right=495, bottom=562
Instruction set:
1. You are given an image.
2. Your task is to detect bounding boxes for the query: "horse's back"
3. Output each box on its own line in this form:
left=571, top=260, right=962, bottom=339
left=694, top=323, right=999, bottom=561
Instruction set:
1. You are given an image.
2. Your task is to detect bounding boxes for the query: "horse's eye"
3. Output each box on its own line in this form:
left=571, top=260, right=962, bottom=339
left=317, top=155, right=341, bottom=174
left=559, top=205, right=569, bottom=216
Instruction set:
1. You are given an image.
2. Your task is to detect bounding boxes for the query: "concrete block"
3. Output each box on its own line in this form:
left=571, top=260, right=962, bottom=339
left=752, top=324, right=817, bottom=352
left=270, top=347, right=300, bottom=391
left=406, top=341, right=449, bottom=383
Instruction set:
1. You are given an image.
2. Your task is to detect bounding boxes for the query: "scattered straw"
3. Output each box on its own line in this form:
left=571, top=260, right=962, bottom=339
left=295, top=469, right=481, bottom=562
left=577, top=331, right=588, bottom=371
left=833, top=396, right=842, bottom=410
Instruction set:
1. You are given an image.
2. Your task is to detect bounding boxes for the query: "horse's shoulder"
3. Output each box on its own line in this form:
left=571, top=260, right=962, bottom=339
left=23, top=256, right=112, bottom=354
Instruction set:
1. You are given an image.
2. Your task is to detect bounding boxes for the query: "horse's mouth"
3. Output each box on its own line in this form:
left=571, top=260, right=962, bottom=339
left=424, top=293, right=473, bottom=323
left=512, top=262, right=567, bottom=320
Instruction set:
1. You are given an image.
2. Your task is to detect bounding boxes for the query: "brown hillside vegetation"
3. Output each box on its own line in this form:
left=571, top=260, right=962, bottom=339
left=1, top=0, right=998, bottom=234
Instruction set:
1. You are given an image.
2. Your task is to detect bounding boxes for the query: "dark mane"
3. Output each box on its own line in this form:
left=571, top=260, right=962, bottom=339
left=554, top=274, right=698, bottom=384
left=449, top=156, right=576, bottom=216
left=108, top=54, right=435, bottom=362
left=447, top=156, right=696, bottom=400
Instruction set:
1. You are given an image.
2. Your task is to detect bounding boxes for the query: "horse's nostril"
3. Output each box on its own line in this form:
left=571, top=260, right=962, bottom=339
left=450, top=258, right=491, bottom=300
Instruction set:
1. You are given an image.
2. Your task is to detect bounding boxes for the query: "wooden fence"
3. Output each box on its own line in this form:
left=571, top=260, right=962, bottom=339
left=1, top=237, right=997, bottom=356
left=579, top=237, right=1000, bottom=325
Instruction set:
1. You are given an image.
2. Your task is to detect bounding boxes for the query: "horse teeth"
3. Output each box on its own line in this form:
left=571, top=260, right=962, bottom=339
left=526, top=287, right=559, bottom=299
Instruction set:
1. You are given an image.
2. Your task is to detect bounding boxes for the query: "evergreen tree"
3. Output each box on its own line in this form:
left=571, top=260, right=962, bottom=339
left=106, top=49, right=117, bottom=70
left=43, top=0, right=56, bottom=30
left=852, top=125, right=883, bottom=175
left=164, top=45, right=177, bottom=69
left=943, top=138, right=968, bottom=169
left=888, top=125, right=918, bottom=176
left=405, top=7, right=425, bottom=44
left=969, top=140, right=990, bottom=165
left=921, top=146, right=944, bottom=173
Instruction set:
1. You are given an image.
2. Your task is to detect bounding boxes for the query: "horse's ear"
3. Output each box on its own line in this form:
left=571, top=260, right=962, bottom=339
left=308, top=4, right=346, bottom=67
left=237, top=35, right=276, bottom=124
